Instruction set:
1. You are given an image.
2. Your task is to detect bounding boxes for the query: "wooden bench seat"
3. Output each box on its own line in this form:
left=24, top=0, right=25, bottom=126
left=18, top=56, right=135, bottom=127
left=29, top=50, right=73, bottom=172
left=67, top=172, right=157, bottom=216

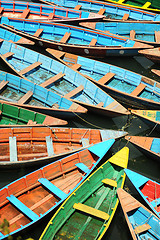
left=81, top=138, right=90, bottom=147
left=64, top=85, right=84, bottom=98
left=33, top=29, right=44, bottom=37
left=73, top=203, right=110, bottom=220
left=134, top=223, right=151, bottom=234
left=142, top=2, right=151, bottom=8
left=18, top=62, right=42, bottom=75
left=0, top=7, right=4, bottom=14
left=130, top=30, right=136, bottom=40
left=96, top=102, right=104, bottom=107
left=9, top=136, right=18, bottom=162
left=7, top=195, right=39, bottom=221
left=18, top=91, right=33, bottom=104
left=0, top=80, right=9, bottom=91
left=155, top=31, right=160, bottom=43
left=2, top=52, right=14, bottom=59
left=131, top=83, right=146, bottom=96
left=46, top=48, right=65, bottom=59
left=75, top=163, right=89, bottom=173
left=118, top=0, right=125, bottom=3
left=74, top=5, right=82, bottom=10
left=38, top=178, right=67, bottom=199
left=46, top=136, right=54, bottom=156
left=40, top=72, right=65, bottom=88
left=89, top=38, right=97, bottom=46
left=98, top=8, right=106, bottom=15
left=21, top=9, right=30, bottom=19
left=48, top=12, right=54, bottom=20
left=98, top=72, right=115, bottom=85
left=60, top=32, right=71, bottom=44
left=122, top=13, right=129, bottom=20
left=71, top=63, right=81, bottom=70
left=27, top=120, right=37, bottom=125
left=102, top=178, right=117, bottom=188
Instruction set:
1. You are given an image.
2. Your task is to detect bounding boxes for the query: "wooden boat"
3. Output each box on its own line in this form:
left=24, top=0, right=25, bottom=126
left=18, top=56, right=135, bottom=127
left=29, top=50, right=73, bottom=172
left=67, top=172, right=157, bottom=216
left=125, top=136, right=160, bottom=161
left=152, top=69, right=160, bottom=76
left=0, top=39, right=130, bottom=118
left=139, top=48, right=160, bottom=63
left=0, top=71, right=87, bottom=120
left=125, top=169, right=160, bottom=218
left=0, top=0, right=104, bottom=23
left=47, top=48, right=160, bottom=110
left=40, top=147, right=129, bottom=240
left=0, top=17, right=153, bottom=57
left=131, top=109, right=160, bottom=132
left=0, top=127, right=127, bottom=167
left=103, top=0, right=160, bottom=13
left=0, top=101, right=67, bottom=127
left=117, top=188, right=160, bottom=240
left=0, top=139, right=115, bottom=239
left=38, top=0, right=160, bottom=23
left=81, top=21, right=160, bottom=47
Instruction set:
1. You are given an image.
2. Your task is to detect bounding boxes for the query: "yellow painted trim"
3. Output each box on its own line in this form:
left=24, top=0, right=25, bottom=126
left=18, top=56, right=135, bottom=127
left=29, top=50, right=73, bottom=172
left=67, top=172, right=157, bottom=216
left=102, top=178, right=117, bottom=188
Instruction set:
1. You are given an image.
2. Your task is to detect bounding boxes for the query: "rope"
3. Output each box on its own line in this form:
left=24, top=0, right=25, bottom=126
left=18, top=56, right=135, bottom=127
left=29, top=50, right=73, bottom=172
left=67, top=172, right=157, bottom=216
left=146, top=123, right=158, bottom=136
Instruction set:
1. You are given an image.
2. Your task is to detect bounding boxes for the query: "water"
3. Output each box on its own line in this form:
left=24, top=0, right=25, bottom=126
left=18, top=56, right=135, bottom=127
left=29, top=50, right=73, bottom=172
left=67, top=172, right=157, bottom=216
left=0, top=37, right=160, bottom=240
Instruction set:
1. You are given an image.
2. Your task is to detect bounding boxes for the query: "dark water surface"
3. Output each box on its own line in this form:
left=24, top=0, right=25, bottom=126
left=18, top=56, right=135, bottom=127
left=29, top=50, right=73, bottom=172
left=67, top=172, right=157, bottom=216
left=0, top=34, right=160, bottom=240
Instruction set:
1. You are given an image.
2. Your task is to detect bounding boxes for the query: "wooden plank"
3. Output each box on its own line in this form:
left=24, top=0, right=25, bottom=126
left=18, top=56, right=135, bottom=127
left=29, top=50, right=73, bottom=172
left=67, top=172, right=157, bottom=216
left=134, top=223, right=151, bottom=234
left=40, top=72, right=65, bottom=88
left=9, top=137, right=18, bottom=162
left=2, top=52, right=14, bottom=59
left=96, top=102, right=104, bottom=107
left=130, top=30, right=136, bottom=40
left=73, top=203, right=110, bottom=220
left=155, top=31, right=160, bottom=43
left=7, top=195, right=39, bottom=221
left=46, top=136, right=54, bottom=156
left=75, top=163, right=89, bottom=173
left=46, top=48, right=65, bottom=59
left=98, top=8, right=106, bottom=15
left=0, top=7, right=4, bottom=14
left=74, top=5, right=81, bottom=10
left=33, top=29, right=44, bottom=37
left=0, top=80, right=9, bottom=91
left=21, top=9, right=30, bottom=19
left=81, top=138, right=90, bottom=147
left=118, top=0, right=125, bottom=3
left=98, top=72, right=115, bottom=85
left=131, top=83, right=146, bottom=96
left=0, top=38, right=4, bottom=43
left=18, top=62, right=42, bottom=75
left=27, top=120, right=37, bottom=125
left=64, top=85, right=84, bottom=98
left=38, top=178, right=67, bottom=199
left=122, top=13, right=129, bottom=20
left=89, top=38, right=97, bottom=46
left=102, top=178, right=117, bottom=187
left=71, top=63, right=81, bottom=70
left=60, top=32, right=71, bottom=44
left=18, top=91, right=33, bottom=104
left=142, top=2, right=151, bottom=9
left=48, top=12, right=54, bottom=20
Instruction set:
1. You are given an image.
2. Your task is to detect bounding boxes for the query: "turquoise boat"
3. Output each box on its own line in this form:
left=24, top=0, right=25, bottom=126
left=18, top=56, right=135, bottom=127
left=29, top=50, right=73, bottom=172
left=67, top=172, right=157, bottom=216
left=125, top=169, right=160, bottom=218
left=0, top=39, right=129, bottom=117
left=0, top=17, right=152, bottom=57
left=0, top=70, right=87, bottom=119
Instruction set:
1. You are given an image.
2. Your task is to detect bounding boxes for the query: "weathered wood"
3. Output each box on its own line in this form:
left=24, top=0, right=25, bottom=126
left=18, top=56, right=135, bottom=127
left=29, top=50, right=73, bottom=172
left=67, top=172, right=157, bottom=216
left=0, top=7, right=4, bottom=14
left=21, top=9, right=30, bottom=19
left=131, top=83, right=146, bottom=96
left=64, top=85, right=84, bottom=98
left=2, top=52, right=14, bottom=59
left=48, top=12, right=54, bottom=20
left=122, top=13, right=129, bottom=20
left=134, top=223, right=151, bottom=234
left=60, top=32, right=71, bottom=43
left=98, top=72, right=115, bottom=85
left=74, top=5, right=81, bottom=10
left=96, top=102, right=104, bottom=107
left=46, top=48, right=65, bottom=59
left=89, top=38, right=97, bottom=46
left=18, top=91, right=33, bottom=104
left=71, top=63, right=81, bottom=70
left=9, top=137, right=18, bottom=162
left=98, top=8, right=106, bottom=15
left=75, top=163, right=89, bottom=173
left=40, top=72, right=65, bottom=88
left=46, top=136, right=54, bottom=156
left=27, top=120, right=37, bottom=125
left=33, top=29, right=44, bottom=37
left=130, top=30, right=136, bottom=40
left=73, top=203, right=110, bottom=220
left=18, top=62, right=42, bottom=75
left=0, top=80, right=9, bottom=91
left=155, top=31, right=160, bottom=43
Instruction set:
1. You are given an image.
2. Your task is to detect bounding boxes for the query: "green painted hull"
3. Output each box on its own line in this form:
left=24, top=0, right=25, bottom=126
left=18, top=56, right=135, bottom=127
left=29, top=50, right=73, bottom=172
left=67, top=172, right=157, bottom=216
left=40, top=147, right=129, bottom=240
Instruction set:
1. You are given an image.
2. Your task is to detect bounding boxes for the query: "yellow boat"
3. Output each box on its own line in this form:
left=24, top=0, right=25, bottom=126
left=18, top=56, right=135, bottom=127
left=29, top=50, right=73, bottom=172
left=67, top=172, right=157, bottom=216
left=40, top=147, right=129, bottom=240
left=104, top=0, right=160, bottom=13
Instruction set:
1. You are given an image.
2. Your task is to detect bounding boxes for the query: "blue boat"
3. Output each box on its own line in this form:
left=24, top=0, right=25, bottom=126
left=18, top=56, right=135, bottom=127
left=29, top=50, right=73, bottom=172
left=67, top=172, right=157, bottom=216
left=47, top=48, right=160, bottom=110
left=118, top=188, right=160, bottom=240
left=0, top=17, right=153, bottom=57
left=125, top=136, right=160, bottom=161
left=38, top=0, right=160, bottom=22
left=81, top=21, right=160, bottom=47
left=0, top=71, right=87, bottom=119
left=0, top=39, right=130, bottom=117
left=0, top=139, right=115, bottom=239
left=125, top=169, right=160, bottom=219
left=0, top=0, right=104, bottom=23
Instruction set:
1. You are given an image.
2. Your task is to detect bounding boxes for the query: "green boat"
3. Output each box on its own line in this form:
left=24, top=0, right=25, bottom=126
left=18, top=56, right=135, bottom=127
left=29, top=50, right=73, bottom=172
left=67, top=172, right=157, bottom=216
left=0, top=101, right=67, bottom=127
left=40, top=147, right=129, bottom=240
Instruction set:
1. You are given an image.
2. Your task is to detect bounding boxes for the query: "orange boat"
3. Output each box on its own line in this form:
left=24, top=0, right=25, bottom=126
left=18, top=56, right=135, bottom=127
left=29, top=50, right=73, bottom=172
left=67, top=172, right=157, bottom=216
left=0, top=127, right=127, bottom=167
